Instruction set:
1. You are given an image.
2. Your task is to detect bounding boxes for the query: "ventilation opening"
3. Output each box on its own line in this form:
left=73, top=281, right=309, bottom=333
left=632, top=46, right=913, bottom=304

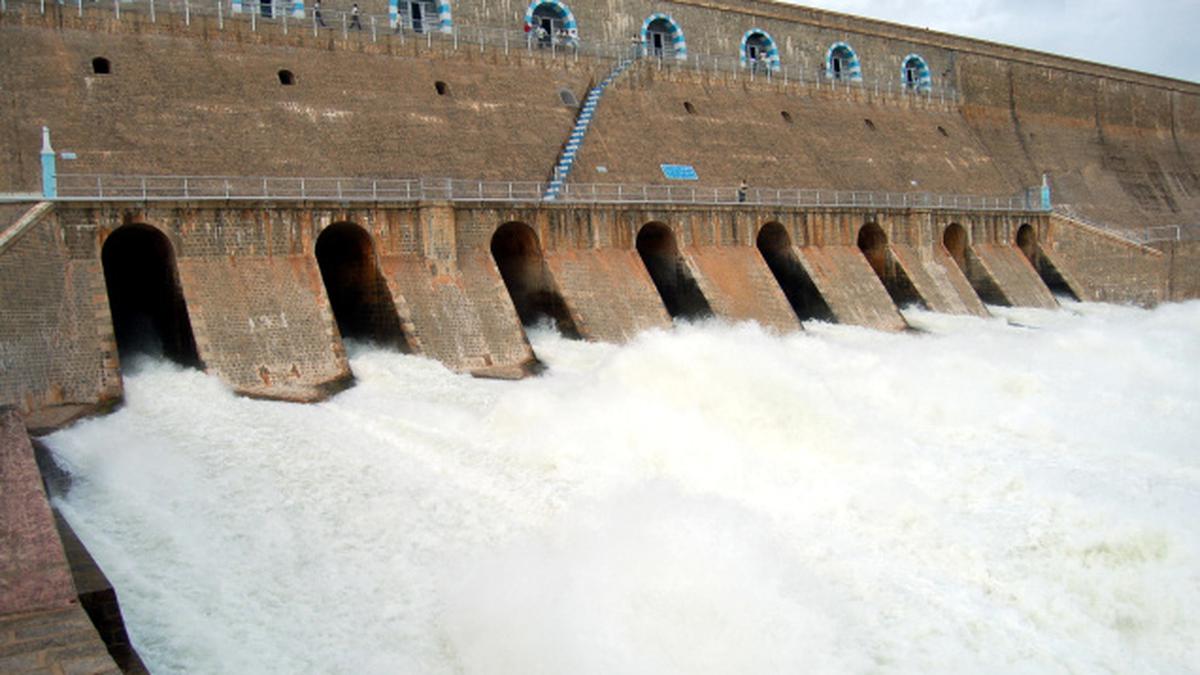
left=944, top=223, right=1007, bottom=306
left=101, top=225, right=200, bottom=369
left=684, top=101, right=696, bottom=115
left=559, top=88, right=579, bottom=107
left=857, top=222, right=924, bottom=309
left=937, top=125, right=949, bottom=137
left=435, top=81, right=449, bottom=96
left=756, top=223, right=834, bottom=322
left=92, top=57, right=111, bottom=75
left=636, top=223, right=712, bottom=321
left=863, top=118, right=876, bottom=131
left=315, top=223, right=409, bottom=350
left=490, top=222, right=580, bottom=338
left=781, top=110, right=793, bottom=124
left=277, top=69, right=295, bottom=85
left=1016, top=223, right=1079, bottom=300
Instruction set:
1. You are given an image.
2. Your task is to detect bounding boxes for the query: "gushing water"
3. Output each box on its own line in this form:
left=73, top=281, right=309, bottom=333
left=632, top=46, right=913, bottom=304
left=43, top=301, right=1200, bottom=674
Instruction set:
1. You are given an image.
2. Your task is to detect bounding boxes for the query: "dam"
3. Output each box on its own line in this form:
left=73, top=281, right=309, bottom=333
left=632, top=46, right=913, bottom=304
left=1, top=0, right=1199, bottom=670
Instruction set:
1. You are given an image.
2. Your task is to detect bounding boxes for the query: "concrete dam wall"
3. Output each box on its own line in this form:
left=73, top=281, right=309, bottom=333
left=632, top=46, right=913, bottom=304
left=0, top=0, right=1196, bottom=419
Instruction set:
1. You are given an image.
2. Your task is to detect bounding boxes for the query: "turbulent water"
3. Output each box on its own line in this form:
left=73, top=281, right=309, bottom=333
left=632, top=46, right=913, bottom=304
left=43, top=301, right=1200, bottom=674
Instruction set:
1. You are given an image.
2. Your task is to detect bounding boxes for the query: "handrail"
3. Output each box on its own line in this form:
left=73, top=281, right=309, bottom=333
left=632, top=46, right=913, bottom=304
left=52, top=173, right=1044, bottom=211
left=1051, top=208, right=1200, bottom=245
left=0, top=0, right=959, bottom=103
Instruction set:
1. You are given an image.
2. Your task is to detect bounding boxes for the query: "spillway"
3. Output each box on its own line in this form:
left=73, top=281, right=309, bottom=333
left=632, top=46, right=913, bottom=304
left=43, top=301, right=1200, bottom=674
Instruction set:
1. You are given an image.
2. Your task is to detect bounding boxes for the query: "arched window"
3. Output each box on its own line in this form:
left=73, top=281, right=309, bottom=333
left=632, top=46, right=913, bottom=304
left=641, top=13, right=687, bottom=60
left=825, top=42, right=862, bottom=82
left=740, top=29, right=779, bottom=73
left=401, top=0, right=453, bottom=34
left=92, top=57, right=111, bottom=75
left=524, top=0, right=577, bottom=47
left=901, top=54, right=931, bottom=92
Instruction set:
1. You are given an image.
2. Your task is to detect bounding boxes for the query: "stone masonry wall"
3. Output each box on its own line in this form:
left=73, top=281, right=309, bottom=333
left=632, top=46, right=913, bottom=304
left=0, top=205, right=121, bottom=417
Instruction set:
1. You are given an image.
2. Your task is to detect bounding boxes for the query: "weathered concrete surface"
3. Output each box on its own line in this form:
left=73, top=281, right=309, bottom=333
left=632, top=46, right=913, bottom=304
left=1044, top=215, right=1169, bottom=305
left=544, top=248, right=672, bottom=342
left=177, top=256, right=351, bottom=401
left=794, top=246, right=907, bottom=331
left=455, top=249, right=540, bottom=378
left=970, top=244, right=1058, bottom=309
left=0, top=409, right=76, bottom=616
left=0, top=607, right=120, bottom=675
left=890, top=244, right=988, bottom=316
left=381, top=253, right=537, bottom=375
left=685, top=245, right=802, bottom=332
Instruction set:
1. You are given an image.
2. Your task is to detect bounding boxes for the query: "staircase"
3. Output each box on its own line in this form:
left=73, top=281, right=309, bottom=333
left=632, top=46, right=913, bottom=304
left=543, top=57, right=634, bottom=201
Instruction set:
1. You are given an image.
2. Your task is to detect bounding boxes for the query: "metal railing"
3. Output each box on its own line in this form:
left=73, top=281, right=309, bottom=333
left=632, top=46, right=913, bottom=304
left=1052, top=208, right=1200, bottom=245
left=0, top=0, right=958, bottom=102
left=54, top=173, right=1044, bottom=211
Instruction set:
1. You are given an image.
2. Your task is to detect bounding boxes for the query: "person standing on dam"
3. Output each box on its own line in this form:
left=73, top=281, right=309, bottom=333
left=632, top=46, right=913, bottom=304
left=738, top=179, right=748, bottom=203
left=349, top=3, right=363, bottom=30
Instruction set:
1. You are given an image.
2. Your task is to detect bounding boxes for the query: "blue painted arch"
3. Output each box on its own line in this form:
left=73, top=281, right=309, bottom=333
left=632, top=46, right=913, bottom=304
left=901, top=53, right=931, bottom=92
left=640, top=13, right=687, bottom=60
left=739, top=28, right=780, bottom=72
left=524, top=0, right=578, bottom=43
left=825, top=41, right=862, bottom=81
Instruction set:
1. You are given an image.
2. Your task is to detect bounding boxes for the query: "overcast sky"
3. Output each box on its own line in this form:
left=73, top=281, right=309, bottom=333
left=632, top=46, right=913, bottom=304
left=792, top=0, right=1200, bottom=83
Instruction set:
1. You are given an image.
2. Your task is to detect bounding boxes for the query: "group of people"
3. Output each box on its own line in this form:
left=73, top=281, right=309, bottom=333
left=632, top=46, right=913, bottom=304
left=311, top=1, right=363, bottom=30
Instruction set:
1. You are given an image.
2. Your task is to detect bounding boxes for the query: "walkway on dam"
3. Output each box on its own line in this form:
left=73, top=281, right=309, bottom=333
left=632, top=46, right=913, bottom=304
left=49, top=173, right=1043, bottom=211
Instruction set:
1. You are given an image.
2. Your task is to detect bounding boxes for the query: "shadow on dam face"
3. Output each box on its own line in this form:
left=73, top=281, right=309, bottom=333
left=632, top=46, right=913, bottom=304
left=490, top=221, right=580, bottom=338
left=1016, top=223, right=1079, bottom=300
left=315, top=222, right=409, bottom=350
left=101, top=224, right=201, bottom=368
left=756, top=222, right=833, bottom=322
left=636, top=222, right=712, bottom=321
left=857, top=222, right=923, bottom=308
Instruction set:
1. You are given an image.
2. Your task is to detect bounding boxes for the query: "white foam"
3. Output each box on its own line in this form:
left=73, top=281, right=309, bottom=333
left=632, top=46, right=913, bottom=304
left=44, top=300, right=1200, bottom=673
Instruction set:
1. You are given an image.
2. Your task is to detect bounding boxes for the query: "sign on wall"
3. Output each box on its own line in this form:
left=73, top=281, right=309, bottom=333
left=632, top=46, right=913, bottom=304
left=660, top=164, right=699, bottom=180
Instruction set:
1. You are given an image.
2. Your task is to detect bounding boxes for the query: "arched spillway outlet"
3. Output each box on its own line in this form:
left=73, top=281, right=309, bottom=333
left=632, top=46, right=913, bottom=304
left=756, top=222, right=833, bottom=322
left=490, top=221, right=580, bottom=338
left=315, top=222, right=410, bottom=350
left=1016, top=223, right=1079, bottom=300
left=943, top=222, right=968, bottom=271
left=636, top=222, right=712, bottom=321
left=942, top=222, right=1007, bottom=306
left=101, top=224, right=201, bottom=369
left=857, top=222, right=924, bottom=309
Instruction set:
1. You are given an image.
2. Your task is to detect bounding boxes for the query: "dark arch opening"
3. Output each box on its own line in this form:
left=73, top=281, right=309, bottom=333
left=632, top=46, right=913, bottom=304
left=781, top=110, right=793, bottom=124
left=858, top=222, right=923, bottom=308
left=92, top=57, right=111, bottom=75
left=278, top=69, right=295, bottom=85
left=756, top=223, right=833, bottom=322
left=1016, top=224, right=1036, bottom=261
left=637, top=223, right=712, bottom=321
left=1016, top=223, right=1079, bottom=300
left=943, top=223, right=968, bottom=271
left=490, top=222, right=580, bottom=337
left=684, top=101, right=696, bottom=115
left=435, top=80, right=449, bottom=96
left=101, top=225, right=200, bottom=368
left=646, top=17, right=677, bottom=58
left=944, top=223, right=1007, bottom=305
left=315, top=223, right=409, bottom=350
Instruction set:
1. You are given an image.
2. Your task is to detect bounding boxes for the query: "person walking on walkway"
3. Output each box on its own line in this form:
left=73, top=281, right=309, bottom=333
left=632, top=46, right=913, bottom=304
left=737, top=179, right=748, bottom=203
left=313, top=0, right=327, bottom=27
left=349, top=3, right=363, bottom=30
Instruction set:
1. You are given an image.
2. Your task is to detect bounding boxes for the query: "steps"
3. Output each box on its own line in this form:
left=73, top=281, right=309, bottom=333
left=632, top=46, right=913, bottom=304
left=543, top=57, right=633, bottom=201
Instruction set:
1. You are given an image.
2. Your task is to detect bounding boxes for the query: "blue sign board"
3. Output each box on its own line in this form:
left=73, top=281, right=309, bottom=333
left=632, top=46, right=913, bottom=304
left=660, top=164, right=699, bottom=181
